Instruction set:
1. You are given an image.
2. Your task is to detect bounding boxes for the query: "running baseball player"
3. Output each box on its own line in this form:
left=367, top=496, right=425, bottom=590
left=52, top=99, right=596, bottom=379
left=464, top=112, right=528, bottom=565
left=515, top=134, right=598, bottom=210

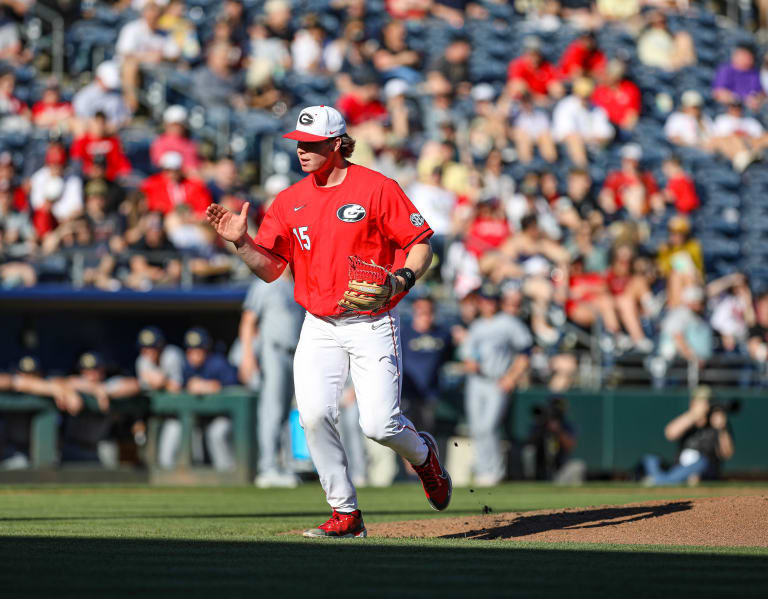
left=206, top=105, right=451, bottom=538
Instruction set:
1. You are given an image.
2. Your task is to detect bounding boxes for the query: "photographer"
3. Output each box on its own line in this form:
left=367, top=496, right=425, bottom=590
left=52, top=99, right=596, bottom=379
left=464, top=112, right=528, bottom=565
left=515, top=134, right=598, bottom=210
left=523, top=396, right=585, bottom=484
left=643, top=386, right=735, bottom=486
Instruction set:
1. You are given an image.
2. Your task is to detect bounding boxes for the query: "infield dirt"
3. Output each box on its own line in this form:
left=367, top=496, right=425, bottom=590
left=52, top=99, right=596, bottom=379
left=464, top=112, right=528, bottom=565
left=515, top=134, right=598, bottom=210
left=368, top=495, right=768, bottom=546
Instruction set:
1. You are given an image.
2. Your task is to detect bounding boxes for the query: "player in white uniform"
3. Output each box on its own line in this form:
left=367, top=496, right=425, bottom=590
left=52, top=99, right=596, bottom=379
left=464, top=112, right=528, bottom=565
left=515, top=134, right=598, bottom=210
left=206, top=106, right=452, bottom=537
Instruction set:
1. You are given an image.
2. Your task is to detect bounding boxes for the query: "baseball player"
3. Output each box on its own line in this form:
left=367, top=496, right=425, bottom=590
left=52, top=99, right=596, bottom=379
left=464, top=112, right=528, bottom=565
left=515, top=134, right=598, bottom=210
left=206, top=105, right=452, bottom=538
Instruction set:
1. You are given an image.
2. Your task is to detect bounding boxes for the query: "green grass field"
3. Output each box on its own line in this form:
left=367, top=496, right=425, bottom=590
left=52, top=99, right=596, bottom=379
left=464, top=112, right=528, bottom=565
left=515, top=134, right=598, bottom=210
left=1, top=482, right=766, bottom=597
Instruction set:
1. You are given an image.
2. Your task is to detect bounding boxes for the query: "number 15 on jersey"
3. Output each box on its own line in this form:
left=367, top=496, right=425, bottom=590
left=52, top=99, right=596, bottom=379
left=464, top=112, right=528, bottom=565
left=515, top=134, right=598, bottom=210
left=293, top=226, right=310, bottom=250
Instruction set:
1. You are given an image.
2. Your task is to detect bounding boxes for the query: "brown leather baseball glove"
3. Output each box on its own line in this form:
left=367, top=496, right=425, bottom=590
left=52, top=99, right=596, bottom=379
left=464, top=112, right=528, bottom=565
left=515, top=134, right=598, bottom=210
left=338, top=255, right=396, bottom=313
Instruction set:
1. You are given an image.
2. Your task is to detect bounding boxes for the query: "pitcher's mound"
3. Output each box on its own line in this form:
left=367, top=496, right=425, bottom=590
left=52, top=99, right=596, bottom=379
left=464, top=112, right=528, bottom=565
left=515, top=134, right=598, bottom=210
left=368, top=495, right=768, bottom=547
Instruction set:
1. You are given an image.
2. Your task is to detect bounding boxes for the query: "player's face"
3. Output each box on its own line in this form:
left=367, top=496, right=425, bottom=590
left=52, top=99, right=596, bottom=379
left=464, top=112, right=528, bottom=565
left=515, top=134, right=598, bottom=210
left=140, top=347, right=160, bottom=363
left=412, top=300, right=434, bottom=329
left=186, top=347, right=207, bottom=368
left=296, top=138, right=337, bottom=173
left=81, top=367, right=104, bottom=383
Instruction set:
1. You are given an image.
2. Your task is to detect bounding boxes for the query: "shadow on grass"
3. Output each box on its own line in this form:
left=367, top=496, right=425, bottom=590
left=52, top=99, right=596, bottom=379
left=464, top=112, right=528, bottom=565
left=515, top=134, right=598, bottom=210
left=0, top=534, right=766, bottom=598
left=442, top=500, right=694, bottom=540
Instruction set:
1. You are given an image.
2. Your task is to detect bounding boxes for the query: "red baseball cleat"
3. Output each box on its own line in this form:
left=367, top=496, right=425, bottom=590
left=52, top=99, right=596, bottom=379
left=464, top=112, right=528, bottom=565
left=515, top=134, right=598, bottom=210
left=302, top=509, right=367, bottom=538
left=413, top=432, right=452, bottom=511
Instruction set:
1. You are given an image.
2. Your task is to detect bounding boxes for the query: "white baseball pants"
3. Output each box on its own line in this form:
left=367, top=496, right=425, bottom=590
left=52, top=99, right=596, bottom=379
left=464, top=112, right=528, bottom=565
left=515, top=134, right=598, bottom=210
left=293, top=309, right=429, bottom=512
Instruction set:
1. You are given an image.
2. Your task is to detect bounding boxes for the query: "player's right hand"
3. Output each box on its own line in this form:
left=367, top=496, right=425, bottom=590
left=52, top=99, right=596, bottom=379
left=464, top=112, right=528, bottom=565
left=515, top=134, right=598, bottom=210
left=206, top=202, right=249, bottom=243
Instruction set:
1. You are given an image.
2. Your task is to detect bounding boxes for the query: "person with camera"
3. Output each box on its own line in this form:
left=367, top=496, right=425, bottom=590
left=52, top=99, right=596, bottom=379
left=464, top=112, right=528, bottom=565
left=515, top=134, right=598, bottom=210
left=523, top=396, right=585, bottom=484
left=643, top=386, right=735, bottom=486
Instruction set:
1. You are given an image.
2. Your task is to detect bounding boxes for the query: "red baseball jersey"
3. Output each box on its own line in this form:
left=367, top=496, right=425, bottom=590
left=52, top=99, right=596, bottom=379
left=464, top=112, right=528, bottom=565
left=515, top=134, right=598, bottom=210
left=254, top=164, right=433, bottom=316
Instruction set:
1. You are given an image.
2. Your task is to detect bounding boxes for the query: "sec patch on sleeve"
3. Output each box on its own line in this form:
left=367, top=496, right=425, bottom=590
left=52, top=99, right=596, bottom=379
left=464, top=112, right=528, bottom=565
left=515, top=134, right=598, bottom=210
left=409, top=213, right=425, bottom=227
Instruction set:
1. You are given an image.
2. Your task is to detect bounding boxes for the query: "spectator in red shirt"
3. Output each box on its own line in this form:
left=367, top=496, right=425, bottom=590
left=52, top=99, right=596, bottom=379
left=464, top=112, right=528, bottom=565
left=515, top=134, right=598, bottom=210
left=507, top=36, right=564, bottom=104
left=141, top=151, right=212, bottom=217
left=558, top=31, right=606, bottom=80
left=464, top=196, right=510, bottom=258
left=70, top=112, right=132, bottom=181
left=150, top=105, right=201, bottom=176
left=336, top=68, right=388, bottom=126
left=661, top=155, right=700, bottom=215
left=599, top=144, right=661, bottom=220
left=591, top=59, right=641, bottom=131
left=31, top=78, right=74, bottom=132
left=566, top=254, right=623, bottom=342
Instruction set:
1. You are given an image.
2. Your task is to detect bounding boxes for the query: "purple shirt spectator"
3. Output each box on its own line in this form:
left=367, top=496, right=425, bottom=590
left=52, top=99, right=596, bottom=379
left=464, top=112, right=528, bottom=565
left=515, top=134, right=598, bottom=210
left=713, top=62, right=762, bottom=100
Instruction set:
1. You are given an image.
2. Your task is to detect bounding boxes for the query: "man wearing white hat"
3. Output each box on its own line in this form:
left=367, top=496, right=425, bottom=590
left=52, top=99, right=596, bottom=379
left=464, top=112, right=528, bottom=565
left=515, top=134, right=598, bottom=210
left=72, top=61, right=131, bottom=133
left=150, top=105, right=200, bottom=174
left=664, top=90, right=714, bottom=148
left=207, top=105, right=452, bottom=538
left=141, top=150, right=211, bottom=216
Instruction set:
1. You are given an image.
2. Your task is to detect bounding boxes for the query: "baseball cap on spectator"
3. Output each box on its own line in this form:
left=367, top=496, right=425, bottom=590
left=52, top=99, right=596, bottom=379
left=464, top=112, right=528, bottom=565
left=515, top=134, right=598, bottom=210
left=523, top=36, right=542, bottom=52
left=159, top=151, right=183, bottom=170
left=85, top=179, right=108, bottom=197
left=17, top=355, right=41, bottom=374
left=501, top=279, right=523, bottom=295
left=606, top=59, right=626, bottom=79
left=45, top=145, right=67, bottom=166
left=185, top=327, right=212, bottom=349
left=137, top=326, right=165, bottom=349
left=620, top=143, right=643, bottom=161
left=681, top=90, right=703, bottom=108
left=478, top=281, right=501, bottom=300
left=471, top=83, right=496, bottom=102
left=283, top=105, right=347, bottom=142
left=668, top=215, right=691, bottom=234
left=384, top=79, right=409, bottom=100
left=163, top=105, right=188, bottom=125
left=96, top=61, right=120, bottom=90
left=572, top=77, right=594, bottom=98
left=43, top=177, right=64, bottom=201
left=79, top=351, right=105, bottom=370
left=265, top=0, right=289, bottom=13
left=264, top=173, right=290, bottom=196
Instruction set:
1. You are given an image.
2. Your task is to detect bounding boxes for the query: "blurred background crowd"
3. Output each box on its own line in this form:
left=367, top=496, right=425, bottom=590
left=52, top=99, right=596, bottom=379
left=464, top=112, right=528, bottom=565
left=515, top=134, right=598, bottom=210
left=0, top=0, right=763, bottom=481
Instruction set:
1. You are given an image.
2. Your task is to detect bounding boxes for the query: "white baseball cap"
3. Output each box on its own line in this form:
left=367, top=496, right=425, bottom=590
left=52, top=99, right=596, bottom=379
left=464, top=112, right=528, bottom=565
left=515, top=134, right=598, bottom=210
left=620, top=143, right=643, bottom=161
left=96, top=61, right=120, bottom=90
left=283, top=105, right=346, bottom=142
left=159, top=151, right=183, bottom=170
left=384, top=79, right=409, bottom=100
left=681, top=90, right=703, bottom=108
left=163, top=105, right=188, bottom=124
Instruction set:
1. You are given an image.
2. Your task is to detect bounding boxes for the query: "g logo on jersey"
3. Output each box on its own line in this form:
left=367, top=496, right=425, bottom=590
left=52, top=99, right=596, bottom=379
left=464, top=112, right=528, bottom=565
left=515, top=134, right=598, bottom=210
left=299, top=112, right=314, bottom=125
left=337, top=204, right=366, bottom=223
left=410, top=213, right=425, bottom=227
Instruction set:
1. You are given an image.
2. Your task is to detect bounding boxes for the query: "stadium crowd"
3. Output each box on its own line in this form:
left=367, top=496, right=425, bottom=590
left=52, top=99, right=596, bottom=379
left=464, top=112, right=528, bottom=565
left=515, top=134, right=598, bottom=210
left=0, top=0, right=761, bottom=480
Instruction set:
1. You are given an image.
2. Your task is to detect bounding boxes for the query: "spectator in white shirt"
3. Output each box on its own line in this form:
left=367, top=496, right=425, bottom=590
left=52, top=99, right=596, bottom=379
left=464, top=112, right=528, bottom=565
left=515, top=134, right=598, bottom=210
left=29, top=145, right=83, bottom=222
left=709, top=98, right=768, bottom=171
left=664, top=90, right=713, bottom=147
left=116, top=1, right=181, bottom=112
left=72, top=61, right=131, bottom=135
left=291, top=16, right=326, bottom=74
left=552, top=77, right=613, bottom=166
left=510, top=92, right=557, bottom=164
left=406, top=166, right=457, bottom=261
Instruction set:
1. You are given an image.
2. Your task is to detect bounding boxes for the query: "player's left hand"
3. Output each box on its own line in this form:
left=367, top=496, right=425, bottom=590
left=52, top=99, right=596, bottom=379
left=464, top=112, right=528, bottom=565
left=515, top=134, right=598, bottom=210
left=338, top=256, right=399, bottom=313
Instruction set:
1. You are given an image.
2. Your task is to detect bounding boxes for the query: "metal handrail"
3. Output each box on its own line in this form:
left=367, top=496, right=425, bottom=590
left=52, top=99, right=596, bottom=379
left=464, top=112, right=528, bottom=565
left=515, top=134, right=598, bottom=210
left=30, top=3, right=65, bottom=79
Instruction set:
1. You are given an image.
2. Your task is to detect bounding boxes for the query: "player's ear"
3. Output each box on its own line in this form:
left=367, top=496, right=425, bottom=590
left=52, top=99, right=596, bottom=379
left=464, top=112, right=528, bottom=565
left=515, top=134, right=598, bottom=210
left=332, top=136, right=342, bottom=153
